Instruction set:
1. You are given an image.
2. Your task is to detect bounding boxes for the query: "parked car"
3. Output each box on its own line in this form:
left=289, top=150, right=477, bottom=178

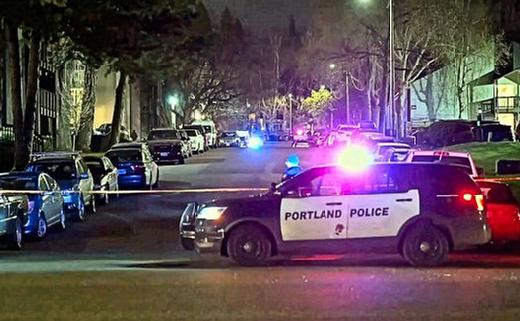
left=83, top=155, right=119, bottom=204
left=179, top=130, right=194, bottom=157
left=405, top=150, right=482, bottom=178
left=0, top=185, right=28, bottom=250
left=477, top=181, right=520, bottom=243
left=218, top=131, right=240, bottom=147
left=0, top=172, right=65, bottom=240
left=184, top=125, right=210, bottom=151
left=184, top=129, right=205, bottom=154
left=147, top=129, right=185, bottom=164
left=192, top=120, right=217, bottom=148
left=94, top=123, right=132, bottom=142
left=26, top=152, right=95, bottom=221
left=105, top=147, right=159, bottom=189
left=374, top=142, right=411, bottom=161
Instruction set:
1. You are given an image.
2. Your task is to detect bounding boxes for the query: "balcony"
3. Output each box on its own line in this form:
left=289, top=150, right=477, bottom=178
left=474, top=96, right=520, bottom=115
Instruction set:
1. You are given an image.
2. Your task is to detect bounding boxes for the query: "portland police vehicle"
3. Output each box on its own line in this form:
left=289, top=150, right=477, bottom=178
left=180, top=163, right=491, bottom=267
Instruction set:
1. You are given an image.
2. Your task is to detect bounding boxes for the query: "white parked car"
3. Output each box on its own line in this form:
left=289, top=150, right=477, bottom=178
left=184, top=129, right=205, bottom=154
left=374, top=142, right=411, bottom=162
left=405, top=150, right=481, bottom=178
left=191, top=120, right=217, bottom=148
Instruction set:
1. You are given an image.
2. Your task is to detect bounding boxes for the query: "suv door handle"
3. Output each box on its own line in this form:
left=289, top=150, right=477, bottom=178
left=326, top=202, right=343, bottom=206
left=395, top=198, right=412, bottom=202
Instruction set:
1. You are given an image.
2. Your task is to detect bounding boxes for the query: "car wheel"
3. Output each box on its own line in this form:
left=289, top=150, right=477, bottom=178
left=401, top=223, right=449, bottom=267
left=7, top=216, right=23, bottom=250
left=34, top=213, right=48, bottom=240
left=87, top=195, right=96, bottom=214
left=178, top=157, right=185, bottom=165
left=76, top=197, right=86, bottom=221
left=227, top=224, right=272, bottom=266
left=103, top=185, right=110, bottom=205
left=57, top=207, right=66, bottom=232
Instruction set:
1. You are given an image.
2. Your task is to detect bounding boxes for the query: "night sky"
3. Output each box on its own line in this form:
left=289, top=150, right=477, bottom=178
left=202, top=0, right=330, bottom=32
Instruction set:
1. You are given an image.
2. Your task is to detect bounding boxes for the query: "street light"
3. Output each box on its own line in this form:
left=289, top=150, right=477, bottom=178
left=328, top=63, right=350, bottom=124
left=167, top=94, right=179, bottom=109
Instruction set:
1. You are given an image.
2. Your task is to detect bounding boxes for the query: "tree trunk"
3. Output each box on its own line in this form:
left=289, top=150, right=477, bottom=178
left=76, top=65, right=97, bottom=151
left=22, top=33, right=41, bottom=161
left=108, top=71, right=127, bottom=147
left=5, top=22, right=25, bottom=170
left=56, top=65, right=72, bottom=150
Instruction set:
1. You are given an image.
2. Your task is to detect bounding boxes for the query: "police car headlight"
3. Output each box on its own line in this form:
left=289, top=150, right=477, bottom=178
left=197, top=207, right=227, bottom=220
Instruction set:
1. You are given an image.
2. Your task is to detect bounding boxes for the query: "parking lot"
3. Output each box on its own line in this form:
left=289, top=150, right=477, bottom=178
left=2, top=143, right=520, bottom=320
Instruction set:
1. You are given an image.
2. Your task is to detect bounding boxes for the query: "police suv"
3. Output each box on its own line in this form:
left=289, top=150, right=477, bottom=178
left=180, top=163, right=491, bottom=267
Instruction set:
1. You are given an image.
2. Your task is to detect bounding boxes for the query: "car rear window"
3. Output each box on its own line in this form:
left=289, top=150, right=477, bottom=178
left=27, top=162, right=76, bottom=181
left=106, top=150, right=141, bottom=163
left=477, top=182, right=517, bottom=204
left=148, top=130, right=178, bottom=140
left=0, top=178, right=36, bottom=190
left=186, top=130, right=197, bottom=137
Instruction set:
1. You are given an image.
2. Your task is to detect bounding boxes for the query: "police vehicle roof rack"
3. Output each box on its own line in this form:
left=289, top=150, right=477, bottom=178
left=30, top=151, right=80, bottom=161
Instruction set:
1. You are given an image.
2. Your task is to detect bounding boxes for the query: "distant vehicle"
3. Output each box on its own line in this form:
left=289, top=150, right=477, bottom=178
left=26, top=152, right=95, bottom=221
left=218, top=131, right=240, bottom=147
left=359, top=120, right=377, bottom=131
left=0, top=185, right=28, bottom=250
left=191, top=120, right=217, bottom=149
left=374, top=142, right=411, bottom=161
left=95, top=123, right=132, bottom=142
left=184, top=129, right=205, bottom=154
left=353, top=133, right=395, bottom=154
left=181, top=163, right=491, bottom=267
left=178, top=130, right=194, bottom=158
left=335, top=125, right=358, bottom=145
left=405, top=150, right=480, bottom=178
left=0, top=172, right=65, bottom=240
left=476, top=181, right=520, bottom=243
left=147, top=128, right=185, bottom=164
left=83, top=155, right=119, bottom=204
left=292, top=128, right=309, bottom=142
left=105, top=147, right=159, bottom=189
left=184, top=125, right=210, bottom=151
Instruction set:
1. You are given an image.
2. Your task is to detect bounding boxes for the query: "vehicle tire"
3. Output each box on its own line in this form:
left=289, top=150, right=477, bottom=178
left=178, top=157, right=185, bottom=165
left=56, top=207, right=66, bottom=232
left=103, top=185, right=110, bottom=205
left=34, top=213, right=48, bottom=240
left=76, top=197, right=86, bottom=221
left=87, top=195, right=96, bottom=214
left=152, top=169, right=160, bottom=188
left=227, top=224, right=272, bottom=266
left=7, top=216, right=23, bottom=250
left=401, top=223, right=449, bottom=267
left=181, top=238, right=195, bottom=251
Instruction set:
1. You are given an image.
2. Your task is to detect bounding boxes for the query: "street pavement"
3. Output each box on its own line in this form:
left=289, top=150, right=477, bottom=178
left=2, top=142, right=520, bottom=320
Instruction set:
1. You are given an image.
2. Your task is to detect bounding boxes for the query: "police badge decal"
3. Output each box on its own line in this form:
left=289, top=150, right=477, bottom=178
left=335, top=224, right=345, bottom=235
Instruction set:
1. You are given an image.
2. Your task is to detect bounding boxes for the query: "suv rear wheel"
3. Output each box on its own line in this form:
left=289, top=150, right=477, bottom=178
left=401, top=223, right=449, bottom=267
left=7, top=217, right=23, bottom=250
left=227, top=224, right=272, bottom=266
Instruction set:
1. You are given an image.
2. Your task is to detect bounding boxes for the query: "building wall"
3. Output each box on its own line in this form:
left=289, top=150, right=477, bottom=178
left=410, top=41, right=496, bottom=123
left=93, top=66, right=130, bottom=129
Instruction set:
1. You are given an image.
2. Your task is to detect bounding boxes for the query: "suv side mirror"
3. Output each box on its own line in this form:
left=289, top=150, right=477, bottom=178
left=270, top=182, right=277, bottom=193
left=476, top=166, right=485, bottom=177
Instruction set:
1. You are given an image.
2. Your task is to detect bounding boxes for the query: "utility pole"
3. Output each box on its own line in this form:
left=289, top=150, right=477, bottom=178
left=345, top=71, right=350, bottom=124
left=289, top=94, right=293, bottom=135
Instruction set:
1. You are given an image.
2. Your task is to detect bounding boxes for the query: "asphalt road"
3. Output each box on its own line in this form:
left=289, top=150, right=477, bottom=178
left=2, top=142, right=520, bottom=321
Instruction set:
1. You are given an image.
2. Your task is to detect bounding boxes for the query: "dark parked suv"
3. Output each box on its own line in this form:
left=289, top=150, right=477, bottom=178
left=147, top=129, right=185, bottom=164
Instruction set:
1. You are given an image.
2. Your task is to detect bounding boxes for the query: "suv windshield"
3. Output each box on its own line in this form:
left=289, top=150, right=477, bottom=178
left=27, top=161, right=76, bottom=180
left=148, top=130, right=178, bottom=140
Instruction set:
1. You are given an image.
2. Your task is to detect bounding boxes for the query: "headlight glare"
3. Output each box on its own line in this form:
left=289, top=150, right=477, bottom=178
left=197, top=207, right=227, bottom=220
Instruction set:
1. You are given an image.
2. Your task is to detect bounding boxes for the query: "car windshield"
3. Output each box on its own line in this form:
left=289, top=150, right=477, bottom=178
left=379, top=145, right=410, bottom=155
left=221, top=132, right=236, bottom=137
left=186, top=130, right=197, bottom=137
left=106, top=150, right=141, bottom=163
left=27, top=161, right=76, bottom=180
left=148, top=130, right=178, bottom=140
left=412, top=156, right=472, bottom=173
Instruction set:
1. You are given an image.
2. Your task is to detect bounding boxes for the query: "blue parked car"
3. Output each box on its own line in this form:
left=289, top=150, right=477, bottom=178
left=25, top=153, right=96, bottom=221
left=0, top=172, right=65, bottom=240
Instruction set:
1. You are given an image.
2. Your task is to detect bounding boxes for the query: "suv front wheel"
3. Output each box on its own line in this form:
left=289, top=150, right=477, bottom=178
left=401, top=223, right=449, bottom=267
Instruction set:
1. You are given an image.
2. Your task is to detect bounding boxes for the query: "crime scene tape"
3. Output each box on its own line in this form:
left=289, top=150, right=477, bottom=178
left=475, top=177, right=520, bottom=183
left=0, top=187, right=270, bottom=195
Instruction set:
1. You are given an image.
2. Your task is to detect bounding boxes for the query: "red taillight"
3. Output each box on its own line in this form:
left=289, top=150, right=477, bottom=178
left=461, top=193, right=485, bottom=211
left=434, top=151, right=450, bottom=157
